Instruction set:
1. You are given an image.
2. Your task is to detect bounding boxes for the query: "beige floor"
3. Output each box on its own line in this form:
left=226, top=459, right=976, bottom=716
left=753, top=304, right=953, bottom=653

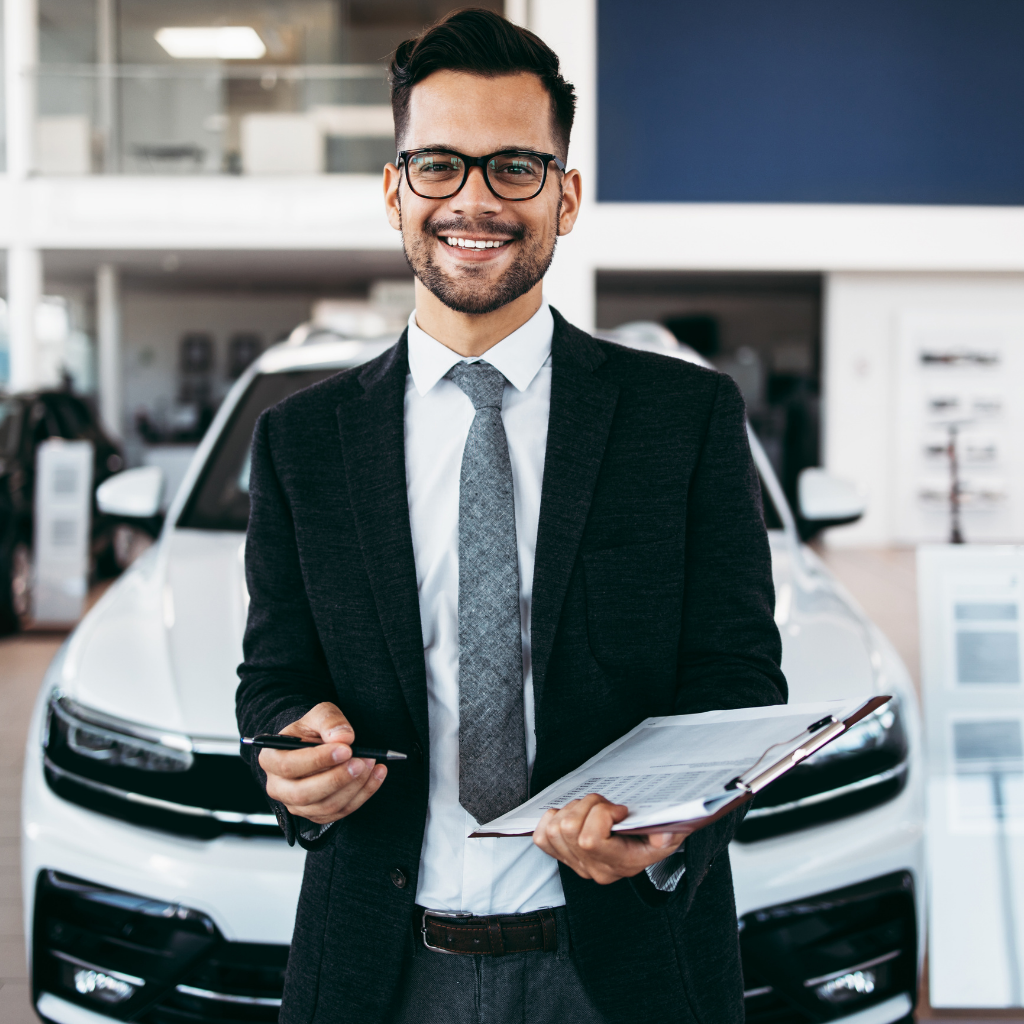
left=0, top=555, right=1013, bottom=1022
left=0, top=634, right=63, bottom=1024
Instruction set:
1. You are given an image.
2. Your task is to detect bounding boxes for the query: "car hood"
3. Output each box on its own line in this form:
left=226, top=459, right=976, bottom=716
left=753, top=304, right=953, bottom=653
left=769, top=533, right=878, bottom=701
left=57, top=529, right=880, bottom=742
left=61, top=529, right=248, bottom=739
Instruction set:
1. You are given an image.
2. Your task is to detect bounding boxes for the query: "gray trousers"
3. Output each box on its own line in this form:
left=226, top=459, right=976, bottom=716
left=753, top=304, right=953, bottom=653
left=390, top=907, right=607, bottom=1024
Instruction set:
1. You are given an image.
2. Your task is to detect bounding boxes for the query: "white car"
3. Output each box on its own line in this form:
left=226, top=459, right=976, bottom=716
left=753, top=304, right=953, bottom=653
left=22, top=324, right=925, bottom=1024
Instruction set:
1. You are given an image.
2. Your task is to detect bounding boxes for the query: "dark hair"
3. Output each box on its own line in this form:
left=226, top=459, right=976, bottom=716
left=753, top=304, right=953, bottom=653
left=389, top=8, right=576, bottom=160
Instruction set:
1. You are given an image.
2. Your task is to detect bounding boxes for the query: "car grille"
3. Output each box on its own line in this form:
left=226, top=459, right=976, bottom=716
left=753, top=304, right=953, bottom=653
left=43, top=701, right=281, bottom=840
left=33, top=871, right=287, bottom=1023
left=740, top=871, right=917, bottom=1023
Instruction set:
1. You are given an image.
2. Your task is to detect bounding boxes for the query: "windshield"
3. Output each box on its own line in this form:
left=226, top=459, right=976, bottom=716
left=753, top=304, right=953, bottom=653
left=177, top=369, right=339, bottom=531
left=177, top=367, right=789, bottom=534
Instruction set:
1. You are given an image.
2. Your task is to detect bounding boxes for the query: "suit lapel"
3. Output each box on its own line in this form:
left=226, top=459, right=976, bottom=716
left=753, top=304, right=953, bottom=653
left=335, top=333, right=429, bottom=750
left=531, top=310, right=619, bottom=720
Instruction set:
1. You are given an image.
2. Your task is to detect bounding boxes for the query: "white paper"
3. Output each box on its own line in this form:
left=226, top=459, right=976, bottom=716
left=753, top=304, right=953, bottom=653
left=474, top=699, right=867, bottom=836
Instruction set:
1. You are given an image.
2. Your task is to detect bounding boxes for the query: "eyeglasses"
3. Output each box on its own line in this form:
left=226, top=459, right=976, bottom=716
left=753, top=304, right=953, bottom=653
left=398, top=148, right=566, bottom=201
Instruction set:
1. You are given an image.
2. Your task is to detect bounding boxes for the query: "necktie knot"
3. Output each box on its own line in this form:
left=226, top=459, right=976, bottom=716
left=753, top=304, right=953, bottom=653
left=446, top=361, right=507, bottom=410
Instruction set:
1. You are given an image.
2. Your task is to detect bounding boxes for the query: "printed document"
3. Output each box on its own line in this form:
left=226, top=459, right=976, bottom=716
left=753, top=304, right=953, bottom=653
left=473, top=699, right=873, bottom=836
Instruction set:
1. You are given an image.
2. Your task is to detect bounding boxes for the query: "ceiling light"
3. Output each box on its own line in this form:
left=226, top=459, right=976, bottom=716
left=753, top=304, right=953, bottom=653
left=155, top=26, right=266, bottom=60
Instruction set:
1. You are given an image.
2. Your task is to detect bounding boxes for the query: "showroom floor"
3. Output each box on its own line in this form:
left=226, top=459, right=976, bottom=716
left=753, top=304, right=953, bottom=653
left=0, top=550, right=1017, bottom=1023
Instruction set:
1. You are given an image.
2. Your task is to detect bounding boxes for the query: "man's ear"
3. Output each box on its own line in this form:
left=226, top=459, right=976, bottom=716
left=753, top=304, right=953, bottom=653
left=557, top=168, right=582, bottom=237
left=383, top=162, right=403, bottom=231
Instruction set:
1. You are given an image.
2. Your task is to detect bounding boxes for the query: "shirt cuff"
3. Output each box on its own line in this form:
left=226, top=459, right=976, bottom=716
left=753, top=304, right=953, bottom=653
left=645, top=843, right=687, bottom=892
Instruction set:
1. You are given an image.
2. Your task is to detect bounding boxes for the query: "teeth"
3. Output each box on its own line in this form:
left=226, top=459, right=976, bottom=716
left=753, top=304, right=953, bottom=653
left=445, top=237, right=505, bottom=249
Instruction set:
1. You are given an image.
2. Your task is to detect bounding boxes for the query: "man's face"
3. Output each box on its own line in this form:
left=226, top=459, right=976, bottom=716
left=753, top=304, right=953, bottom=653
left=384, top=71, right=578, bottom=315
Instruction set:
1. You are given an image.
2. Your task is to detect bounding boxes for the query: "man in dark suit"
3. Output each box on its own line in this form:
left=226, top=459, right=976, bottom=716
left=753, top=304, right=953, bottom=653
left=237, top=10, right=786, bottom=1024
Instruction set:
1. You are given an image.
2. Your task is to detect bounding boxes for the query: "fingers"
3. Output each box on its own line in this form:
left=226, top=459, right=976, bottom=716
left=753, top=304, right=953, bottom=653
left=256, top=703, right=387, bottom=824
left=294, top=702, right=355, bottom=744
left=297, top=762, right=388, bottom=824
left=258, top=702, right=355, bottom=780
left=533, top=794, right=685, bottom=885
left=270, top=760, right=388, bottom=824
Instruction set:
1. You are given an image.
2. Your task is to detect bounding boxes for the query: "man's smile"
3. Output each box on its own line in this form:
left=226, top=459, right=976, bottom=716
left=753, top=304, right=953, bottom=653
left=436, top=234, right=515, bottom=261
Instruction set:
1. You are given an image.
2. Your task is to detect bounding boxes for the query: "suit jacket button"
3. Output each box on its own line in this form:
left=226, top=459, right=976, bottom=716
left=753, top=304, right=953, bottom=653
left=390, top=868, right=407, bottom=889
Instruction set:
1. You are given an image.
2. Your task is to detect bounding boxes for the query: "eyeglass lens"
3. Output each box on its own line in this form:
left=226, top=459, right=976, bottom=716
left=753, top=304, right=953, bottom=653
left=406, top=151, right=547, bottom=199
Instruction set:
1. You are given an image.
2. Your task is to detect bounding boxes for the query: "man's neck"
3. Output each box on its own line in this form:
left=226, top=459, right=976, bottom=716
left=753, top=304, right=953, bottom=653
left=412, top=279, right=544, bottom=357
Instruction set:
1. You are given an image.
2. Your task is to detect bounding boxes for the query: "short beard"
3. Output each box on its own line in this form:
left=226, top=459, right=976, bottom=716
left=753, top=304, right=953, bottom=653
left=399, top=194, right=561, bottom=316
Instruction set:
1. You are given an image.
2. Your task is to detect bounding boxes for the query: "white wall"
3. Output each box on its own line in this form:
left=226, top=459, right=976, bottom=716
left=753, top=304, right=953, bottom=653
left=121, top=290, right=313, bottom=422
left=823, top=273, right=1024, bottom=547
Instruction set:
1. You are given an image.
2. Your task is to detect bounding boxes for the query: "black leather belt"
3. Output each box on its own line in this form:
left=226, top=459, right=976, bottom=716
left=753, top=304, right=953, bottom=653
left=418, top=906, right=558, bottom=956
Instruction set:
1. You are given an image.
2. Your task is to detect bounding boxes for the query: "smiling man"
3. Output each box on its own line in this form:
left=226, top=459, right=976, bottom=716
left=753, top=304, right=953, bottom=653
left=236, top=9, right=786, bottom=1024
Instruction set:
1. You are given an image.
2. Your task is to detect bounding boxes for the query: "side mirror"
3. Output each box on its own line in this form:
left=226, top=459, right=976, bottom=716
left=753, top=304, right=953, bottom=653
left=797, top=468, right=866, bottom=529
left=96, top=466, right=164, bottom=519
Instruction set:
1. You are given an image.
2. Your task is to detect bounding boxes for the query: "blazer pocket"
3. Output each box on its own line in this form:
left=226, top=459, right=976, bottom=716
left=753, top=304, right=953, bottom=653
left=583, top=537, right=684, bottom=672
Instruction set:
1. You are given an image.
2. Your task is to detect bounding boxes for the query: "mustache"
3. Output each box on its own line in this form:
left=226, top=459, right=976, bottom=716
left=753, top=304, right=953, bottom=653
left=425, top=217, right=527, bottom=242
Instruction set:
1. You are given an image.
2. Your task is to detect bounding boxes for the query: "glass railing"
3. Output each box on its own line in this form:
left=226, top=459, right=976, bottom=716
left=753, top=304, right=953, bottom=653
left=35, top=63, right=395, bottom=175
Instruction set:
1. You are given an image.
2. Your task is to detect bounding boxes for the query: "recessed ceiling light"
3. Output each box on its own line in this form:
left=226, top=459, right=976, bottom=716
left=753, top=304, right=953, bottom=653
left=155, top=26, right=266, bottom=60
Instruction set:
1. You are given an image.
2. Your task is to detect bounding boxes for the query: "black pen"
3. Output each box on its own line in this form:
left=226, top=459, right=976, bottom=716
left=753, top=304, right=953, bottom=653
left=241, top=735, right=408, bottom=760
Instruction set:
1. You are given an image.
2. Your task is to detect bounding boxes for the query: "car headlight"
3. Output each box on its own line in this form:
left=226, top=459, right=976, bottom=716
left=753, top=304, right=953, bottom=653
left=47, top=693, right=193, bottom=773
left=736, top=696, right=910, bottom=842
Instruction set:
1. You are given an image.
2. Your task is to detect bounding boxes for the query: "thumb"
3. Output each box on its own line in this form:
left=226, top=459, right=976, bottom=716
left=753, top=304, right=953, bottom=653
left=647, top=831, right=680, bottom=850
left=306, top=702, right=354, bottom=743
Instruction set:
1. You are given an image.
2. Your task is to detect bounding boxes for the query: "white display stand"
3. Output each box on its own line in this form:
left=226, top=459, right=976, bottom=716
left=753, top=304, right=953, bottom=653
left=895, top=314, right=1024, bottom=544
left=33, top=439, right=94, bottom=624
left=919, top=544, right=1024, bottom=1007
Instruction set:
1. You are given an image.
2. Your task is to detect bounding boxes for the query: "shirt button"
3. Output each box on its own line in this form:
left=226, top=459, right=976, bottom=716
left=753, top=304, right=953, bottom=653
left=390, top=868, right=407, bottom=889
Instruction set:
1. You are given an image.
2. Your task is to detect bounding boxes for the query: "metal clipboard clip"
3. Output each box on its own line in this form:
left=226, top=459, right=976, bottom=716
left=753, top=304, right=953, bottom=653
left=724, top=715, right=845, bottom=796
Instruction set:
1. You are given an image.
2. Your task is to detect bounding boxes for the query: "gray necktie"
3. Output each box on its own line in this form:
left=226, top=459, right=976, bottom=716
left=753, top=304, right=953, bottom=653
left=445, top=361, right=529, bottom=824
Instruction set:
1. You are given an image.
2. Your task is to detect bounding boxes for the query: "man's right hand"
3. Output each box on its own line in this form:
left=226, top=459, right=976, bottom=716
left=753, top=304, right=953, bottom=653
left=258, top=702, right=387, bottom=825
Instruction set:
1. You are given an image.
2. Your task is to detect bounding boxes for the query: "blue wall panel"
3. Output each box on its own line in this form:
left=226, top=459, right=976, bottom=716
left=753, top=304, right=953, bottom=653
left=597, top=0, right=1024, bottom=204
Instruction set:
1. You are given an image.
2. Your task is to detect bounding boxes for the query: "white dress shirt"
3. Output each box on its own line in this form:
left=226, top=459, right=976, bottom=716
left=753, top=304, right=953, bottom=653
left=405, top=302, right=564, bottom=915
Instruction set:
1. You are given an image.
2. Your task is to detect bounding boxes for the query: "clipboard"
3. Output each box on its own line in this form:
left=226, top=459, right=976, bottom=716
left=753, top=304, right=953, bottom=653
left=472, top=696, right=892, bottom=838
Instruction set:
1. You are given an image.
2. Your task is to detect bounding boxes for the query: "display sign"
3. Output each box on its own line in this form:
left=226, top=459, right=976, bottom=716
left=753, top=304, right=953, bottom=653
left=919, top=544, right=1024, bottom=1007
left=896, top=314, right=1024, bottom=544
left=33, top=439, right=94, bottom=624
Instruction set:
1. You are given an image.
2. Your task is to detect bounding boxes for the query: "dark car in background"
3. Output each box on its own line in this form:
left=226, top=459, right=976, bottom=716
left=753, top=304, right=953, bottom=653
left=0, top=390, right=125, bottom=632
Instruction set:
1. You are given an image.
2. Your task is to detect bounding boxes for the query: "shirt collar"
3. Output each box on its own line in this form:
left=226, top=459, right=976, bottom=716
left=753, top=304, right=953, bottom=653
left=406, top=302, right=554, bottom=397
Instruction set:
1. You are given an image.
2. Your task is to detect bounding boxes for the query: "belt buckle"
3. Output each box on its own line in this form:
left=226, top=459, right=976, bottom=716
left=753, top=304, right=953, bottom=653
left=421, top=909, right=473, bottom=954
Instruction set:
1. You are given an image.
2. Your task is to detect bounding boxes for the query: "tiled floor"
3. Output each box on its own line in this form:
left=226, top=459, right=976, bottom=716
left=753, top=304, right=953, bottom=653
left=0, top=634, right=63, bottom=1024
left=0, top=553, right=1018, bottom=1023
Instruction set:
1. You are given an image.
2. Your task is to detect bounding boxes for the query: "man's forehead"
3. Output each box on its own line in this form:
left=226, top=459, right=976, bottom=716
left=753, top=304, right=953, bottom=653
left=404, top=70, right=555, bottom=153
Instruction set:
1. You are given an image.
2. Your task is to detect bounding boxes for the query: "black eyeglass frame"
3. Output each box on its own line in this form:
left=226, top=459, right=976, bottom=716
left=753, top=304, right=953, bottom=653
left=397, top=148, right=567, bottom=201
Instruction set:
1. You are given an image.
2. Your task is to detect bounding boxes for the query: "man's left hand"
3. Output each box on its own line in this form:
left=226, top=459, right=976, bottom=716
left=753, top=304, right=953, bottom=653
left=532, top=793, right=693, bottom=885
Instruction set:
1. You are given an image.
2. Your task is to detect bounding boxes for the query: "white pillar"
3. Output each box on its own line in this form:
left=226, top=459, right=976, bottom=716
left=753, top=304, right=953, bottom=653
left=504, top=0, right=530, bottom=27
left=532, top=0, right=597, bottom=329
left=7, top=247, right=42, bottom=391
left=4, top=0, right=39, bottom=178
left=96, top=0, right=118, bottom=172
left=96, top=264, right=123, bottom=440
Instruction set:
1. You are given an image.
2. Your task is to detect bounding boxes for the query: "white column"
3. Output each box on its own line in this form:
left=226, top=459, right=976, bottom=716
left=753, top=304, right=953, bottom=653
left=7, top=246, right=42, bottom=391
left=4, top=0, right=38, bottom=178
left=96, top=0, right=118, bottom=172
left=531, top=0, right=597, bottom=329
left=504, top=0, right=530, bottom=27
left=96, top=263, right=123, bottom=440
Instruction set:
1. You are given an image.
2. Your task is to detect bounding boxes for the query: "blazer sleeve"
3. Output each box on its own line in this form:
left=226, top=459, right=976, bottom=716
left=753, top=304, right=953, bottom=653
left=236, top=408, right=339, bottom=847
left=634, top=371, right=788, bottom=911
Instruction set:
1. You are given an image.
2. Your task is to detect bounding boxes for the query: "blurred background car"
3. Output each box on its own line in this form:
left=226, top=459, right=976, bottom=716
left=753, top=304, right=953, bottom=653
left=21, top=324, right=923, bottom=1024
left=0, top=389, right=126, bottom=633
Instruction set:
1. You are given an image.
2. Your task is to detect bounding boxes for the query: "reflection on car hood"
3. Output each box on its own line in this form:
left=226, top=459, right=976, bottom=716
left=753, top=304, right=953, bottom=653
left=60, top=530, right=247, bottom=739
left=769, top=533, right=876, bottom=701
left=58, top=529, right=880, bottom=741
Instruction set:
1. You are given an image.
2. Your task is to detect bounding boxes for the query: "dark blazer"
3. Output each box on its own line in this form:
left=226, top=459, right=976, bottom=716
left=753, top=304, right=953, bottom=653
left=237, top=309, right=787, bottom=1024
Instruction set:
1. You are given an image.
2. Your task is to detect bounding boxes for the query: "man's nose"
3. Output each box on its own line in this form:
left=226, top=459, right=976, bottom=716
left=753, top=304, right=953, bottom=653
left=447, top=165, right=502, bottom=218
